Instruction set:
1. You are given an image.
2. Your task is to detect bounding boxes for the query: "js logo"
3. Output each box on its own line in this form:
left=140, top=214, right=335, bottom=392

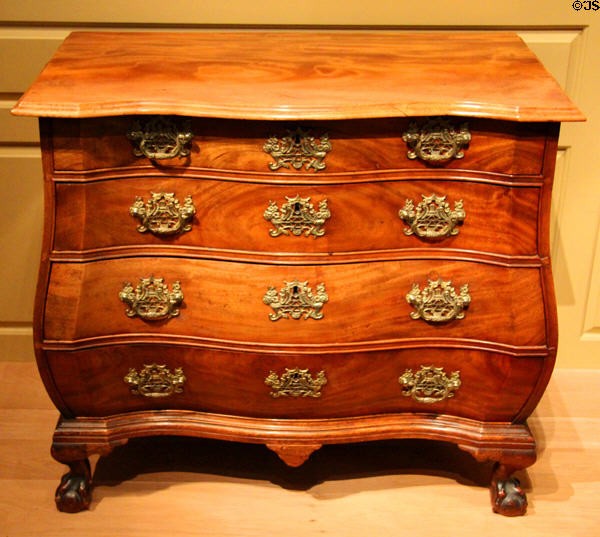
left=572, top=0, right=600, bottom=10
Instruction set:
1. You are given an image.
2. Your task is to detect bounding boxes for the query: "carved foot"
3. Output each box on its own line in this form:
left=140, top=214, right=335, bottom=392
left=55, top=459, right=92, bottom=513
left=491, top=464, right=527, bottom=516
left=266, top=443, right=322, bottom=467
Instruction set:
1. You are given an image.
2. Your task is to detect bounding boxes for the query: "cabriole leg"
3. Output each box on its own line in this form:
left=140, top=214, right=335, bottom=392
left=459, top=435, right=535, bottom=517
left=51, top=447, right=92, bottom=513
left=490, top=462, right=528, bottom=516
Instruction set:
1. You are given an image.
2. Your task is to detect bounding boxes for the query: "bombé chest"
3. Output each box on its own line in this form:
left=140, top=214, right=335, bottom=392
left=12, top=31, right=583, bottom=515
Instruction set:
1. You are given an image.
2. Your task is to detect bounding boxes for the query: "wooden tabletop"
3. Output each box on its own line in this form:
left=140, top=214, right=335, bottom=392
left=12, top=31, right=584, bottom=121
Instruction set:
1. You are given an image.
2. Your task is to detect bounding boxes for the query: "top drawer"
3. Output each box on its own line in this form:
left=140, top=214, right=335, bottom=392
left=50, top=116, right=548, bottom=176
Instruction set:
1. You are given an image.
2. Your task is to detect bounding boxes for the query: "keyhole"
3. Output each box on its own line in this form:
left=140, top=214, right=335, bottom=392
left=293, top=285, right=299, bottom=294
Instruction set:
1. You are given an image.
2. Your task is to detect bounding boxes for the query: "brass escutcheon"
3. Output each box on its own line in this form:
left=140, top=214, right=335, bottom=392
left=124, top=363, right=186, bottom=398
left=399, top=194, right=465, bottom=239
left=263, top=127, right=331, bottom=172
left=126, top=116, right=193, bottom=160
left=130, top=192, right=196, bottom=236
left=406, top=278, right=470, bottom=323
left=399, top=366, right=461, bottom=403
left=119, top=275, right=183, bottom=321
left=265, top=367, right=327, bottom=398
left=264, top=195, right=330, bottom=238
left=402, top=118, right=471, bottom=164
left=263, top=280, right=328, bottom=321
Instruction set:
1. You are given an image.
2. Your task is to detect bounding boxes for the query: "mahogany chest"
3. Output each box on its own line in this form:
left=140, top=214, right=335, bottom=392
left=12, top=31, right=584, bottom=515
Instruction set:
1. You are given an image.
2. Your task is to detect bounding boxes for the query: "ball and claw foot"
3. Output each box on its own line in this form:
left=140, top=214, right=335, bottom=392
left=491, top=476, right=527, bottom=516
left=55, top=460, right=92, bottom=513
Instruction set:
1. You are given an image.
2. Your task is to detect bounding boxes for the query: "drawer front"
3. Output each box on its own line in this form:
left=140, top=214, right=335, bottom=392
left=44, top=257, right=547, bottom=348
left=46, top=345, right=546, bottom=421
left=51, top=117, right=547, bottom=176
left=54, top=178, right=540, bottom=257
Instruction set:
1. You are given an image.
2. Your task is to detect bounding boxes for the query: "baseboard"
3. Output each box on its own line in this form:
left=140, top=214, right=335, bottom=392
left=0, top=326, right=34, bottom=361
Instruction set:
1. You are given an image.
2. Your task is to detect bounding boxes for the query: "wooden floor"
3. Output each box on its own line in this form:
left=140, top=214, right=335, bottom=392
left=0, top=361, right=598, bottom=536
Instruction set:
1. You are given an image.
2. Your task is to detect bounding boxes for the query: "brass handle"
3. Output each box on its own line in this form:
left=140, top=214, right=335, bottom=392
left=263, top=127, right=331, bottom=172
left=402, top=118, right=470, bottom=163
left=119, top=275, right=183, bottom=320
left=130, top=192, right=196, bottom=236
left=264, top=195, right=330, bottom=237
left=406, top=278, right=470, bottom=322
left=399, top=366, right=461, bottom=403
left=399, top=194, right=465, bottom=239
left=124, top=363, right=186, bottom=397
left=265, top=367, right=327, bottom=398
left=263, top=280, right=328, bottom=321
left=126, top=116, right=193, bottom=160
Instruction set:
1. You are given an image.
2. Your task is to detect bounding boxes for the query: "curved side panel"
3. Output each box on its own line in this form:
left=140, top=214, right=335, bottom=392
left=33, top=118, right=72, bottom=416
left=514, top=125, right=560, bottom=422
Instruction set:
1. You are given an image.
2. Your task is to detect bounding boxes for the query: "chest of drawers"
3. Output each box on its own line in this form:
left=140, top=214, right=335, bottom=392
left=12, top=31, right=583, bottom=516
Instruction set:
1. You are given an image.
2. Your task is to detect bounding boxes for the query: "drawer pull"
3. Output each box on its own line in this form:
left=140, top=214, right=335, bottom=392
left=406, top=278, right=470, bottom=323
left=402, top=118, right=471, bottom=163
left=264, top=195, right=330, bottom=237
left=119, top=275, right=183, bottom=320
left=265, top=367, right=327, bottom=398
left=124, top=363, right=186, bottom=398
left=126, top=116, right=193, bottom=160
left=399, top=366, right=461, bottom=403
left=263, top=280, right=328, bottom=321
left=130, top=192, right=196, bottom=236
left=398, top=194, right=465, bottom=239
left=263, top=127, right=331, bottom=172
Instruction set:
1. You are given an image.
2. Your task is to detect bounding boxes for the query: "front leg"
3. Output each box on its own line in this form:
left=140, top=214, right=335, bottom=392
left=459, top=426, right=536, bottom=516
left=55, top=459, right=92, bottom=513
left=491, top=462, right=528, bottom=516
left=51, top=446, right=92, bottom=513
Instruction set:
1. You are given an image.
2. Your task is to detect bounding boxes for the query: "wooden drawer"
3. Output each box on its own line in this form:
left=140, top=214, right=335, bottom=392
left=51, top=117, right=548, bottom=176
left=46, top=344, right=546, bottom=421
left=44, top=257, right=547, bottom=349
left=54, top=177, right=540, bottom=257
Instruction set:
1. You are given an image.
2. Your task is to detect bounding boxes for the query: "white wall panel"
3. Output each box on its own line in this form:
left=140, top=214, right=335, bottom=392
left=0, top=148, right=42, bottom=323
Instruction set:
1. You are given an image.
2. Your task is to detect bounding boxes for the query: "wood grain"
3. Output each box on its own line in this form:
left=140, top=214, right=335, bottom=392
left=45, top=345, right=546, bottom=421
left=42, top=258, right=548, bottom=349
left=53, top=177, right=541, bottom=257
left=49, top=117, right=548, bottom=175
left=11, top=32, right=584, bottom=121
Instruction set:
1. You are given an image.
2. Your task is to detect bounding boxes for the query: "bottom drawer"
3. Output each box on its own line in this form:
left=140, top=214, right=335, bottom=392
left=46, top=345, right=545, bottom=422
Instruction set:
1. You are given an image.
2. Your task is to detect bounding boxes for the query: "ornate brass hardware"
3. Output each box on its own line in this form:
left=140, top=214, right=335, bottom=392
left=124, top=363, right=186, bottom=397
left=406, top=279, right=470, bottom=322
left=265, top=367, right=327, bottom=398
left=126, top=116, right=193, bottom=160
left=263, top=280, right=328, bottom=321
left=119, top=275, right=183, bottom=320
left=399, top=194, right=465, bottom=239
left=399, top=366, right=461, bottom=403
left=402, top=118, right=471, bottom=163
left=130, top=192, right=196, bottom=236
left=264, top=195, right=330, bottom=238
left=263, top=127, right=332, bottom=172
